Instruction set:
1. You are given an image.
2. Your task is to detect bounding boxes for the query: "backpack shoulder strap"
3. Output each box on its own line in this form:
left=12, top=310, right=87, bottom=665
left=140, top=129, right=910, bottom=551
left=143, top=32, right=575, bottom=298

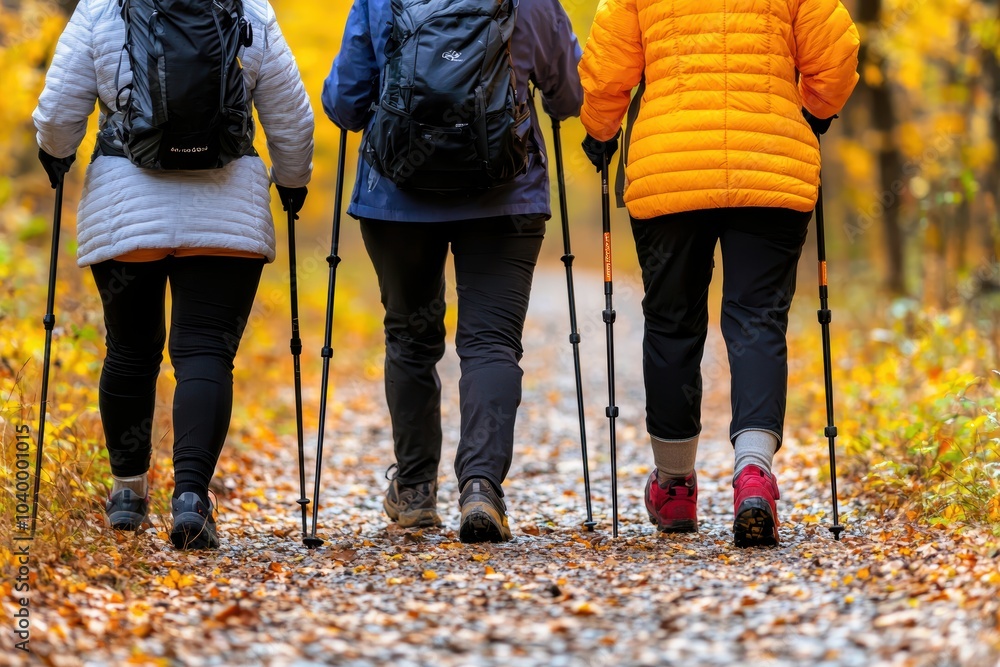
left=497, top=0, right=517, bottom=41
left=615, top=77, right=645, bottom=209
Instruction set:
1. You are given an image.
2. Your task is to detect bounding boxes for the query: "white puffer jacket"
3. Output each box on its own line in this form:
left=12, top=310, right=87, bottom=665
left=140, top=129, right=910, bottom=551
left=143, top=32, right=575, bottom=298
left=33, top=0, right=314, bottom=266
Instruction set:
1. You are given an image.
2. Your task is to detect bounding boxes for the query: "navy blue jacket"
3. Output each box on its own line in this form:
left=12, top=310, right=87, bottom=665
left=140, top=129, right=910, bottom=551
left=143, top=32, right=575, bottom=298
left=323, top=0, right=583, bottom=223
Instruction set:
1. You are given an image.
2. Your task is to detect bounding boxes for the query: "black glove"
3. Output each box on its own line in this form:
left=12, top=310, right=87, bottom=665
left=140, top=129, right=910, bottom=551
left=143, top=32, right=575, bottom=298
left=582, top=131, right=621, bottom=172
left=803, top=109, right=837, bottom=136
left=276, top=185, right=308, bottom=219
left=38, top=149, right=75, bottom=189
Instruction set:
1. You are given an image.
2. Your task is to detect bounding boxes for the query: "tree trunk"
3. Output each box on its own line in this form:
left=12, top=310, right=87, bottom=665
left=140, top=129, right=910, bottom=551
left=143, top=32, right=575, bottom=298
left=983, top=2, right=1000, bottom=263
left=924, top=208, right=948, bottom=310
left=856, top=0, right=908, bottom=295
left=954, top=18, right=974, bottom=276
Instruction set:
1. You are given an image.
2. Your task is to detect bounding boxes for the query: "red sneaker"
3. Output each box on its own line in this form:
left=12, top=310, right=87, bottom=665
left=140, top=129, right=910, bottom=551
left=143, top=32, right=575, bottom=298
left=644, top=470, right=698, bottom=533
left=732, top=465, right=780, bottom=547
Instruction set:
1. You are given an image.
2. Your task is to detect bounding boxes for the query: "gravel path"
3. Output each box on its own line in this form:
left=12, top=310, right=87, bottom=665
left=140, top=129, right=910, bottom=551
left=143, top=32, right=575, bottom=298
left=28, top=269, right=1000, bottom=667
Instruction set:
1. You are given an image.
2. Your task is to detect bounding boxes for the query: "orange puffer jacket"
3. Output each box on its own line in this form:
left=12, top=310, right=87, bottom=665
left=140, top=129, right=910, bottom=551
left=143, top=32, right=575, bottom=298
left=579, top=0, right=860, bottom=219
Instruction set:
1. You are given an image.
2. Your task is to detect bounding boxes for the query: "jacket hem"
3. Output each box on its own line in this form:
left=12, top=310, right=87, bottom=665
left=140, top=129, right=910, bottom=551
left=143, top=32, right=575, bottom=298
left=347, top=204, right=553, bottom=223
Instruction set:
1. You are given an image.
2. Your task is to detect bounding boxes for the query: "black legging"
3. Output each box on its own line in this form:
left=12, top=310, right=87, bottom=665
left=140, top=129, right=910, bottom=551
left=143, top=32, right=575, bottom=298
left=630, top=207, right=811, bottom=446
left=90, top=255, right=264, bottom=501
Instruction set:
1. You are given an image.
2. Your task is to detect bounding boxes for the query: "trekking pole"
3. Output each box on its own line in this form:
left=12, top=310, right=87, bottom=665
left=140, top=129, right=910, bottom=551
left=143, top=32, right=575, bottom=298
left=285, top=204, right=310, bottom=543
left=815, top=139, right=845, bottom=541
left=551, top=117, right=596, bottom=531
left=305, top=128, right=348, bottom=549
left=31, top=180, right=64, bottom=538
left=600, top=153, right=620, bottom=538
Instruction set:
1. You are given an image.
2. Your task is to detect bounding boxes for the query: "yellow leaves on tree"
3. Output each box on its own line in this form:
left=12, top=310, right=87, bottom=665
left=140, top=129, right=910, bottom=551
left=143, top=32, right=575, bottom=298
left=837, top=140, right=876, bottom=184
left=0, top=0, right=65, bottom=174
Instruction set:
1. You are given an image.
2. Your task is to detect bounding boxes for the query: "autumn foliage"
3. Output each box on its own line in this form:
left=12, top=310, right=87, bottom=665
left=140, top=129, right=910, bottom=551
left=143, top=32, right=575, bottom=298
left=0, top=1, right=998, bottom=661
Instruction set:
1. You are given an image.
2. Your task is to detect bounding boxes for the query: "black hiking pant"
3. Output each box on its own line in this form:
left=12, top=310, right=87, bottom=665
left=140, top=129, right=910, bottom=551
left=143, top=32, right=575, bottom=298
left=630, top=207, right=811, bottom=447
left=360, top=216, right=545, bottom=495
left=90, top=256, right=264, bottom=501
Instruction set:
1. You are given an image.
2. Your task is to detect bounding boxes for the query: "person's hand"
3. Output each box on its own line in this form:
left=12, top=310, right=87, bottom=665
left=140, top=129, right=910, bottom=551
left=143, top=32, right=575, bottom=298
left=38, top=149, right=75, bottom=189
left=803, top=109, right=837, bottom=136
left=582, top=131, right=621, bottom=172
left=276, top=185, right=308, bottom=219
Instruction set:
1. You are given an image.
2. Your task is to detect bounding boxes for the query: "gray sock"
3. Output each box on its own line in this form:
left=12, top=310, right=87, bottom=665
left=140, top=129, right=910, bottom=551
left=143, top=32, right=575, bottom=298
left=651, top=434, right=699, bottom=483
left=734, top=430, right=779, bottom=477
left=112, top=473, right=148, bottom=497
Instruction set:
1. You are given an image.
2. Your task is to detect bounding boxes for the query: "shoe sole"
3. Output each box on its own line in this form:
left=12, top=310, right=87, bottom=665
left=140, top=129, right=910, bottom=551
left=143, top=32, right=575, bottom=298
left=459, top=503, right=512, bottom=543
left=647, top=512, right=698, bottom=533
left=383, top=498, right=443, bottom=528
left=733, top=499, right=779, bottom=548
left=106, top=510, right=147, bottom=531
left=170, top=513, right=219, bottom=550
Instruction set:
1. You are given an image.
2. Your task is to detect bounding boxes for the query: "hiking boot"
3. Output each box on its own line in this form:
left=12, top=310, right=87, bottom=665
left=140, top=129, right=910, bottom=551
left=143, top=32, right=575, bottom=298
left=383, top=474, right=443, bottom=528
left=170, top=492, right=219, bottom=550
left=733, top=465, right=780, bottom=548
left=459, top=478, right=512, bottom=543
left=105, top=488, right=149, bottom=530
left=644, top=469, right=698, bottom=533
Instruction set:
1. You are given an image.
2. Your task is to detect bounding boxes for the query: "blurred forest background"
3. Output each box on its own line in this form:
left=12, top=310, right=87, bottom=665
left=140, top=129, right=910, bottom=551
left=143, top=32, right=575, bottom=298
left=3, top=0, right=1000, bottom=299
left=0, top=0, right=999, bottom=559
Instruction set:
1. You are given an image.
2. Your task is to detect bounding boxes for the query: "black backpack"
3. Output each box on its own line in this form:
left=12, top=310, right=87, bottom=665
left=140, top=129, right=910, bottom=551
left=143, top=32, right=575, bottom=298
left=111, top=0, right=255, bottom=170
left=363, top=0, right=531, bottom=191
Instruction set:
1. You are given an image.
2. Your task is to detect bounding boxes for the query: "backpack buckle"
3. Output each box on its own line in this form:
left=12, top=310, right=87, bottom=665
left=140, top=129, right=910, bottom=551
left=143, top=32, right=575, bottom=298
left=240, top=17, right=253, bottom=48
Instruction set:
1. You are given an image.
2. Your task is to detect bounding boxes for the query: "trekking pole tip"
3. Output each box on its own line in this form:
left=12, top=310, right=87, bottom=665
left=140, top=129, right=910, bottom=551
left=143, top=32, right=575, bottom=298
left=829, top=524, right=844, bottom=541
left=303, top=536, right=324, bottom=549
left=583, top=520, right=597, bottom=532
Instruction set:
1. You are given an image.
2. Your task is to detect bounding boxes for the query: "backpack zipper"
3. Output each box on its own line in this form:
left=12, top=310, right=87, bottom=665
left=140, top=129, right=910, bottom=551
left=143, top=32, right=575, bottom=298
left=212, top=3, right=228, bottom=113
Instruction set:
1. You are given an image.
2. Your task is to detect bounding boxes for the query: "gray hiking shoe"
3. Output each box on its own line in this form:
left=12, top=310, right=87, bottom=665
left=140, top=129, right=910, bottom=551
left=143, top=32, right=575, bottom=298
left=383, top=469, right=443, bottom=528
left=105, top=488, right=149, bottom=530
left=459, top=478, right=512, bottom=543
left=170, top=492, right=219, bottom=550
